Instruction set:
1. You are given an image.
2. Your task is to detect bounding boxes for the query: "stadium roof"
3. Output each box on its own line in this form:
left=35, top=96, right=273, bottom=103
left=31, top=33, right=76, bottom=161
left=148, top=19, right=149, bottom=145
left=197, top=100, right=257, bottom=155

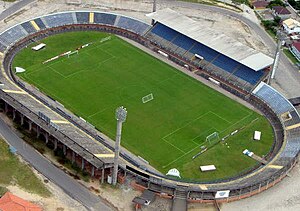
left=146, top=8, right=274, bottom=71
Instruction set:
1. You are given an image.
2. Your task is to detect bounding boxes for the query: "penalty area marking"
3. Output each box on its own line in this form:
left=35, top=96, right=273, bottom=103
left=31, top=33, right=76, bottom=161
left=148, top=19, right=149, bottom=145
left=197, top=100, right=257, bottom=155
left=162, top=112, right=255, bottom=169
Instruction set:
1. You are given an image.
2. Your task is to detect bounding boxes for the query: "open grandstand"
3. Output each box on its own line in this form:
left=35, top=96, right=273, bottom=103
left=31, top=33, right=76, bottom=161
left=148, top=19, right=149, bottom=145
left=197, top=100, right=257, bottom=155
left=0, top=9, right=299, bottom=209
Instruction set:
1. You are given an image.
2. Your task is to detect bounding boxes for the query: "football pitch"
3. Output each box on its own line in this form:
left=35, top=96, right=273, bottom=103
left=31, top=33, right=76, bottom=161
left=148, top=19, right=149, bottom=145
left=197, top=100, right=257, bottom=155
left=13, top=31, right=274, bottom=181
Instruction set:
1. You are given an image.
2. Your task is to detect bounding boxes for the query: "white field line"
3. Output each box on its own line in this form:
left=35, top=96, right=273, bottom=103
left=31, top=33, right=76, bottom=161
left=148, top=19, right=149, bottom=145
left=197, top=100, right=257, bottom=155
left=162, top=111, right=254, bottom=169
left=162, top=111, right=211, bottom=140
left=210, top=111, right=232, bottom=124
left=163, top=139, right=186, bottom=154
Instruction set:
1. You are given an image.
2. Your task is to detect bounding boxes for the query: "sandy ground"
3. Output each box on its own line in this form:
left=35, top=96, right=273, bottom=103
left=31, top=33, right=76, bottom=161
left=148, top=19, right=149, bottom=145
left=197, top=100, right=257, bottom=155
left=0, top=0, right=270, bottom=56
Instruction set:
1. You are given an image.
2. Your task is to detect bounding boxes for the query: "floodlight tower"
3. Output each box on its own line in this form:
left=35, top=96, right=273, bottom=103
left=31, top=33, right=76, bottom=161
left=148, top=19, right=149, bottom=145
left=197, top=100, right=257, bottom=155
left=268, top=31, right=284, bottom=84
left=112, top=106, right=127, bottom=186
left=151, top=0, right=157, bottom=25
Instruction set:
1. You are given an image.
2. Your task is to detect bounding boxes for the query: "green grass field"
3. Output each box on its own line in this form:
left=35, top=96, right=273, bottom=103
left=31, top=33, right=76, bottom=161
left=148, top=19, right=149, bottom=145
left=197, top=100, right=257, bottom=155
left=13, top=31, right=274, bottom=181
left=0, top=139, right=50, bottom=197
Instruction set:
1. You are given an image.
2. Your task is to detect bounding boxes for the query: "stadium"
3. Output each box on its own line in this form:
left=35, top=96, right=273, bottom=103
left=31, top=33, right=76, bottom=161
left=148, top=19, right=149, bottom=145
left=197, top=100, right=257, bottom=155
left=0, top=7, right=299, bottom=210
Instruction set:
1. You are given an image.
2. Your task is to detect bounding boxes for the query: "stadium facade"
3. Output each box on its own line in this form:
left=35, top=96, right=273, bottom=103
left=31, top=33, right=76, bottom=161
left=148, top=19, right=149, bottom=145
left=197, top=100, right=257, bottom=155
left=0, top=9, right=299, bottom=205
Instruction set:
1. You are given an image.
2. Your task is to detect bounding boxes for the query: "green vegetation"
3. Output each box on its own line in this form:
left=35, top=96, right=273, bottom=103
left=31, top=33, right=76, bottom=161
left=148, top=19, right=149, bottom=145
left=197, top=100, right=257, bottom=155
left=283, top=48, right=299, bottom=64
left=0, top=139, right=51, bottom=197
left=0, top=186, right=8, bottom=197
left=15, top=124, right=90, bottom=182
left=288, top=0, right=300, bottom=10
left=261, top=17, right=280, bottom=38
left=13, top=31, right=274, bottom=181
left=268, top=0, right=286, bottom=7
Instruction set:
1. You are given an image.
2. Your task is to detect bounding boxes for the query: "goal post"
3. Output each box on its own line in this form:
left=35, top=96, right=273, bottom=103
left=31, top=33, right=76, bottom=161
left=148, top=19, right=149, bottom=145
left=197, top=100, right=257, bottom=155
left=206, top=132, right=220, bottom=145
left=192, top=131, right=220, bottom=159
left=142, top=93, right=154, bottom=104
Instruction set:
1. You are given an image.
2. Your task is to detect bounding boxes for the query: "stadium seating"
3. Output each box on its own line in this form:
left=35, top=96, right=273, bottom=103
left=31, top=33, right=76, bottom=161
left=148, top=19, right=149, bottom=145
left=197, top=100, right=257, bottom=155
left=233, top=66, right=264, bottom=85
left=34, top=18, right=47, bottom=30
left=147, top=22, right=266, bottom=86
left=43, top=13, right=75, bottom=28
left=75, top=12, right=89, bottom=24
left=116, top=16, right=150, bottom=35
left=21, top=21, right=37, bottom=34
left=280, top=135, right=300, bottom=158
left=253, top=82, right=294, bottom=115
left=150, top=23, right=178, bottom=41
left=0, top=25, right=28, bottom=46
left=172, top=34, right=195, bottom=50
left=0, top=42, right=6, bottom=52
left=94, top=13, right=117, bottom=25
left=189, top=43, right=219, bottom=62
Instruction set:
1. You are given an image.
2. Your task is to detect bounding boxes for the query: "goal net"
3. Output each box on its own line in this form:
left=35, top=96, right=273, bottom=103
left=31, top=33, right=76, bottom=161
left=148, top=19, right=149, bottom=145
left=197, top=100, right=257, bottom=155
left=206, top=132, right=219, bottom=145
left=67, top=50, right=78, bottom=58
left=142, top=93, right=154, bottom=104
left=192, top=132, right=220, bottom=159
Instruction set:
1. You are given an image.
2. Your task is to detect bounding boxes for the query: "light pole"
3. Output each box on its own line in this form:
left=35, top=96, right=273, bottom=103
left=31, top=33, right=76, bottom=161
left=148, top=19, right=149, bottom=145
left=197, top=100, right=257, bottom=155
left=151, top=0, right=157, bottom=25
left=112, top=106, right=127, bottom=186
left=268, top=30, right=284, bottom=84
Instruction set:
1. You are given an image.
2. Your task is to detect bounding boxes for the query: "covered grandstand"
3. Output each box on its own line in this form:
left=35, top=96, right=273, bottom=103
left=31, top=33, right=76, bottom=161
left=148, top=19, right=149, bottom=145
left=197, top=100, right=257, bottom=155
left=145, top=8, right=274, bottom=89
left=0, top=9, right=300, bottom=206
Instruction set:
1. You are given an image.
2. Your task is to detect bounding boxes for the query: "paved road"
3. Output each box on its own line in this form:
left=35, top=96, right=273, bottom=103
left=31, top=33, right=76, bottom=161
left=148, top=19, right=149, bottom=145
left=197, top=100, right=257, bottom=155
left=0, top=117, right=113, bottom=211
left=0, top=0, right=35, bottom=21
left=164, top=0, right=300, bottom=98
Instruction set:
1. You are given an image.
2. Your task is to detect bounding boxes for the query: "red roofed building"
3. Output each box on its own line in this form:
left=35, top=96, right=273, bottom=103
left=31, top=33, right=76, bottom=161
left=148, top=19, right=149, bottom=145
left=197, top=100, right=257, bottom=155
left=0, top=192, right=42, bottom=211
left=290, top=42, right=300, bottom=62
left=272, top=6, right=291, bottom=20
left=253, top=1, right=269, bottom=10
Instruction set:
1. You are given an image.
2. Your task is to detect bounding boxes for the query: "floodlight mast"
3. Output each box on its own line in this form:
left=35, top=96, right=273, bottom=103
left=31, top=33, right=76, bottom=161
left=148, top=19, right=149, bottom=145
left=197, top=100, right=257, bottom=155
left=112, top=106, right=127, bottom=186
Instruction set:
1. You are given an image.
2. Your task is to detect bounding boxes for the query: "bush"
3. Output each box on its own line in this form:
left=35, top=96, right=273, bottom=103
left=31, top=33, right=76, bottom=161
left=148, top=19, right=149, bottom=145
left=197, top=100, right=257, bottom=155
left=268, top=0, right=286, bottom=7
left=288, top=0, right=300, bottom=10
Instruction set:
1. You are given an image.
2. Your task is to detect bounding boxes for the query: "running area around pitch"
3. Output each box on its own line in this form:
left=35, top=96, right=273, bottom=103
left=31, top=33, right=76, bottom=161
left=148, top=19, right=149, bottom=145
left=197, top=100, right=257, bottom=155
left=13, top=31, right=274, bottom=181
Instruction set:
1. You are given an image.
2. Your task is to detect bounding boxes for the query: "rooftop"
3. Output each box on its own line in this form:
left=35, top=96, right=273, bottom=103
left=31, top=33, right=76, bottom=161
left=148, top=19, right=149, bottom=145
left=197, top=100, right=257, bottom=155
left=146, top=8, right=273, bottom=71
left=272, top=6, right=291, bottom=15
left=0, top=192, right=42, bottom=211
left=283, top=18, right=300, bottom=29
left=252, top=1, right=269, bottom=9
left=292, top=42, right=300, bottom=51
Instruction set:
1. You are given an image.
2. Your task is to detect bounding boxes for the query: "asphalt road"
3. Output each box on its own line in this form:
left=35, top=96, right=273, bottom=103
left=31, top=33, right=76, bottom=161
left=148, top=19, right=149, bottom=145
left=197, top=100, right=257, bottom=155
left=0, top=0, right=35, bottom=21
left=0, top=117, right=113, bottom=211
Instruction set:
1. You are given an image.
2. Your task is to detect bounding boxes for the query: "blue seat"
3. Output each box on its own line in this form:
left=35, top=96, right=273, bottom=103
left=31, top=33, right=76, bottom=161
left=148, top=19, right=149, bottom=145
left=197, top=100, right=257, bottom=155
left=94, top=13, right=116, bottom=25
left=150, top=23, right=178, bottom=41
left=76, top=12, right=89, bottom=24
left=172, top=34, right=195, bottom=50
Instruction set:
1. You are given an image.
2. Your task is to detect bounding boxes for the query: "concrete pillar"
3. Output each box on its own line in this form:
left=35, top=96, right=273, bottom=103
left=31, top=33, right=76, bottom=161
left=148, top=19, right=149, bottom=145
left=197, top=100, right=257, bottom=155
left=20, top=114, right=24, bottom=126
left=4, top=103, right=8, bottom=114
left=81, top=158, right=85, bottom=170
left=36, top=126, right=40, bottom=138
left=54, top=139, right=58, bottom=151
left=101, top=168, right=105, bottom=184
left=91, top=166, right=95, bottom=177
left=28, top=120, right=32, bottom=132
left=12, top=109, right=16, bottom=121
left=45, top=133, right=49, bottom=144
left=72, top=151, right=75, bottom=164
left=63, top=145, right=66, bottom=155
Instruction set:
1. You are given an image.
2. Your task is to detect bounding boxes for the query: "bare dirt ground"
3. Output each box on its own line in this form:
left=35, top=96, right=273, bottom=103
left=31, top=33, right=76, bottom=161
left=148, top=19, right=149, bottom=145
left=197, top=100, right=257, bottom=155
left=0, top=0, right=270, bottom=55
